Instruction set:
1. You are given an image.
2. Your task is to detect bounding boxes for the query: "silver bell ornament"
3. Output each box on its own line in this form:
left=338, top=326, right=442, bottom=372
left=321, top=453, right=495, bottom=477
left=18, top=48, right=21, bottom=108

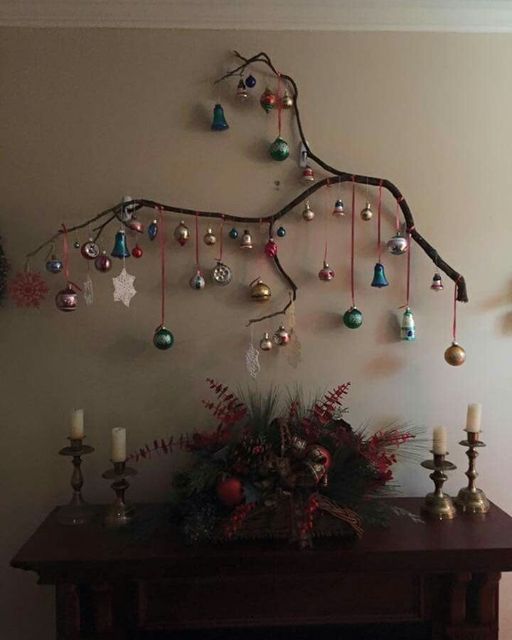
left=401, top=307, right=416, bottom=341
left=360, top=202, right=373, bottom=221
left=236, top=78, right=248, bottom=101
left=318, top=261, right=335, bottom=281
left=273, top=325, right=290, bottom=346
left=302, top=201, right=315, bottom=221
left=302, top=166, right=315, bottom=183
left=332, top=199, right=344, bottom=217
left=174, top=221, right=190, bottom=247
left=189, top=270, right=206, bottom=290
left=431, top=273, right=444, bottom=291
left=211, top=261, right=232, bottom=286
left=240, top=229, right=253, bottom=249
left=387, top=232, right=409, bottom=255
left=203, top=228, right=216, bottom=246
left=259, top=332, right=273, bottom=351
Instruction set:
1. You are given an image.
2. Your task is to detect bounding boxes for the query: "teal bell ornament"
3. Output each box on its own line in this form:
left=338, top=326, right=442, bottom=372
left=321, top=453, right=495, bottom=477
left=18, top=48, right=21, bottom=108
left=153, top=325, right=174, bottom=350
left=343, top=306, right=363, bottom=329
left=371, top=263, right=389, bottom=288
left=211, top=104, right=229, bottom=131
left=111, top=229, right=130, bottom=259
left=269, top=136, right=290, bottom=161
left=401, top=307, right=416, bottom=341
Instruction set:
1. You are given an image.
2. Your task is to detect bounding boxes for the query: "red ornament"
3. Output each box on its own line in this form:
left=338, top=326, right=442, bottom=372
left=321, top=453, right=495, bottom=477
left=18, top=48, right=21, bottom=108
left=131, top=244, right=143, bottom=258
left=307, top=444, right=332, bottom=471
left=8, top=271, right=48, bottom=308
left=264, top=238, right=278, bottom=258
left=216, top=477, right=244, bottom=507
left=128, top=218, right=144, bottom=233
left=260, top=87, right=277, bottom=112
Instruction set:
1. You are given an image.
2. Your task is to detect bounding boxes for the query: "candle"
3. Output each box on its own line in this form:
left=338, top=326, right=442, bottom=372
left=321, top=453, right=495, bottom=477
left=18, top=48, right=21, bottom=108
left=70, top=409, right=84, bottom=440
left=432, top=426, right=447, bottom=455
left=466, top=403, right=482, bottom=433
left=112, top=427, right=126, bottom=462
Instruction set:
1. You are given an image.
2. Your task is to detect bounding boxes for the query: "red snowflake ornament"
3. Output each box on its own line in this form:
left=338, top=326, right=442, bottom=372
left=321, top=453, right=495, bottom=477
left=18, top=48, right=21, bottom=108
left=8, top=271, right=49, bottom=308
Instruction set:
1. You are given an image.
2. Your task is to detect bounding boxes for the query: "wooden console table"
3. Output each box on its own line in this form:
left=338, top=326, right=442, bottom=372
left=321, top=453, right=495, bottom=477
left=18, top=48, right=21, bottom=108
left=11, top=498, right=512, bottom=640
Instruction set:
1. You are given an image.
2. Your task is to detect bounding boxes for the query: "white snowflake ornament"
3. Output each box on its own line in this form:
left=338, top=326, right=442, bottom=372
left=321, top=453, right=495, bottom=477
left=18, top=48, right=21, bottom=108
left=112, top=267, right=136, bottom=307
left=83, top=273, right=94, bottom=306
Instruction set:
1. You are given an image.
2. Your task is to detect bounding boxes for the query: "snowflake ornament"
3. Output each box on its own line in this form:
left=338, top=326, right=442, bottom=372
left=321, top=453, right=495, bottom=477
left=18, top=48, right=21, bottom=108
left=245, top=342, right=260, bottom=379
left=112, top=267, right=136, bottom=307
left=83, top=273, right=94, bottom=306
left=8, top=271, right=49, bottom=308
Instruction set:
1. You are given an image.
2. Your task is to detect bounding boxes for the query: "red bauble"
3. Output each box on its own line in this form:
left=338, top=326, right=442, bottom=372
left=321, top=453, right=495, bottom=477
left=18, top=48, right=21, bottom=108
left=307, top=445, right=332, bottom=471
left=216, top=477, right=244, bottom=507
left=260, top=87, right=277, bottom=112
left=131, top=244, right=143, bottom=258
left=264, top=239, right=278, bottom=258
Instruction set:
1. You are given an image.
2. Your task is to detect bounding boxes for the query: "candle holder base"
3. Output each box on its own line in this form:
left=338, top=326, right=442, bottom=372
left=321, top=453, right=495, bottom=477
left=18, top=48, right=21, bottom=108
left=58, top=438, right=95, bottom=526
left=58, top=502, right=93, bottom=526
left=421, top=492, right=457, bottom=520
left=454, top=487, right=490, bottom=515
left=104, top=500, right=135, bottom=528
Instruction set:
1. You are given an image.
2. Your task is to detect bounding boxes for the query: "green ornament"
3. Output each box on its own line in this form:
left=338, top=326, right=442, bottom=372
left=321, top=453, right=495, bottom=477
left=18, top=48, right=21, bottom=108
left=343, top=306, right=363, bottom=329
left=153, top=325, right=174, bottom=350
left=269, top=136, right=290, bottom=162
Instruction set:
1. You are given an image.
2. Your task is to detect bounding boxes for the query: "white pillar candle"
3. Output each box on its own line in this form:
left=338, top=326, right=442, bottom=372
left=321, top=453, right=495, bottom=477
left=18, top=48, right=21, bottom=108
left=70, top=409, right=84, bottom=440
left=466, top=403, right=482, bottom=433
left=433, top=426, right=448, bottom=455
left=111, top=427, right=126, bottom=462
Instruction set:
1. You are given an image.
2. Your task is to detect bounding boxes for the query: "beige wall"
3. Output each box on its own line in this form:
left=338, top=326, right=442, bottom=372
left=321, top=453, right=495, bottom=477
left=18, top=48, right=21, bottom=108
left=1, top=27, right=511, bottom=639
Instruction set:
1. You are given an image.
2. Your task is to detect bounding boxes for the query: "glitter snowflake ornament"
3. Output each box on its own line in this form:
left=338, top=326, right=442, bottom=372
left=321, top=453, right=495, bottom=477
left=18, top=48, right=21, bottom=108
left=112, top=267, right=136, bottom=307
left=245, top=343, right=260, bottom=379
left=83, top=273, right=94, bottom=306
left=8, top=271, right=49, bottom=308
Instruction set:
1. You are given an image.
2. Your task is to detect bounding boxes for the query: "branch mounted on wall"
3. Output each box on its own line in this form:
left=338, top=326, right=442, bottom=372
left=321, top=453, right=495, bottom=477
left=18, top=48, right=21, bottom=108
left=26, top=50, right=468, bottom=329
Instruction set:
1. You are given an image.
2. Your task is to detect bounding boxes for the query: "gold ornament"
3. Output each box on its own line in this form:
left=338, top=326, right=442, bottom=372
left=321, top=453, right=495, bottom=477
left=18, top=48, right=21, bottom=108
left=203, top=228, right=216, bottom=246
left=360, top=202, right=373, bottom=221
left=444, top=342, right=466, bottom=366
left=280, top=92, right=294, bottom=109
left=250, top=277, right=271, bottom=302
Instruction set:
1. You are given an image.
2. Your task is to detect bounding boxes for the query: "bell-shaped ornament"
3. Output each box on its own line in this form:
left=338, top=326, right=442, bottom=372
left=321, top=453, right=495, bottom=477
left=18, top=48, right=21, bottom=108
left=332, top=199, right=344, bottom=217
left=431, top=272, right=444, bottom=291
left=318, top=261, right=335, bottom=281
left=269, top=136, right=290, bottom=161
left=360, top=202, right=373, bottom=221
left=273, top=325, right=290, bottom=346
left=259, top=332, right=273, bottom=351
left=174, top=221, right=190, bottom=246
left=189, top=270, right=206, bottom=290
left=240, top=229, right=253, bottom=249
left=211, top=103, right=229, bottom=131
left=148, top=219, right=158, bottom=241
left=302, top=201, right=315, bottom=221
left=111, top=229, right=130, bottom=259
left=250, top=277, right=271, bottom=302
left=302, top=166, right=314, bottom=183
left=401, top=307, right=416, bottom=341
left=387, top=232, right=409, bottom=255
left=236, top=78, right=248, bottom=101
left=371, top=262, right=389, bottom=288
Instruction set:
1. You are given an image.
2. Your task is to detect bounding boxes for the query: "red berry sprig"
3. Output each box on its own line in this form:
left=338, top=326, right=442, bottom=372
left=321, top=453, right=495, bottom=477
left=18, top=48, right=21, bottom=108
left=223, top=503, right=255, bottom=540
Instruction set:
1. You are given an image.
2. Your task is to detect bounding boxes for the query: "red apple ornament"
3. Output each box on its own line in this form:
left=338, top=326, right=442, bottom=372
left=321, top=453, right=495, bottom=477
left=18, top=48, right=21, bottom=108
left=216, top=477, right=244, bottom=507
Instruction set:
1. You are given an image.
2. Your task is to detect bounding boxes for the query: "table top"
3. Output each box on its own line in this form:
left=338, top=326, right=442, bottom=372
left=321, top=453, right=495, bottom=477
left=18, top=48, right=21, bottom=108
left=11, top=498, right=512, bottom=584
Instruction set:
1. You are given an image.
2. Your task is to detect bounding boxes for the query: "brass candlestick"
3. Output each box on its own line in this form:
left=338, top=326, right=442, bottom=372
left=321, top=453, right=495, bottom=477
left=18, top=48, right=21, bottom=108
left=58, top=437, right=95, bottom=525
left=421, top=451, right=457, bottom=520
left=454, top=430, right=490, bottom=515
left=102, top=460, right=137, bottom=527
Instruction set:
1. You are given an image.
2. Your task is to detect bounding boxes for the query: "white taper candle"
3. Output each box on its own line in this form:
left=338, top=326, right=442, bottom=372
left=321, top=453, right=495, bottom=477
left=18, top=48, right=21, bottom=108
left=70, top=409, right=84, bottom=440
left=466, top=403, right=482, bottom=433
left=433, top=426, right=448, bottom=455
left=112, top=427, right=126, bottom=462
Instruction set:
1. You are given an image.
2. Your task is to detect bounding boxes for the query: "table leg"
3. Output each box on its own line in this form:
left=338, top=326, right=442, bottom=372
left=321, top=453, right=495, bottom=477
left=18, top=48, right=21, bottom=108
left=445, top=572, right=500, bottom=640
left=56, top=582, right=80, bottom=640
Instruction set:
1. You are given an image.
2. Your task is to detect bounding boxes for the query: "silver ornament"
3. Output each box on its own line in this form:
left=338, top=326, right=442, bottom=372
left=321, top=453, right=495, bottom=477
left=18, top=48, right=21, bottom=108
left=174, top=220, right=190, bottom=246
left=240, top=230, right=253, bottom=249
left=302, top=201, right=315, bottom=221
left=189, top=270, right=206, bottom=290
left=387, top=232, right=409, bottom=255
left=259, top=332, right=273, bottom=351
left=203, top=228, right=216, bottom=246
left=273, top=325, right=290, bottom=346
left=81, top=239, right=100, bottom=260
left=211, top=261, right=232, bottom=286
left=360, top=202, right=373, bottom=221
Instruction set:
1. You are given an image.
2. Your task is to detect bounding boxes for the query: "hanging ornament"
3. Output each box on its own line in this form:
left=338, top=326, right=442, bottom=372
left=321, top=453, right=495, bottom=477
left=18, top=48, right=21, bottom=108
left=153, top=325, right=174, bottom=350
left=46, top=255, right=63, bottom=274
left=401, top=307, right=416, bottom=341
left=343, top=306, right=363, bottom=329
left=387, top=232, right=409, bottom=255
left=236, top=78, right=248, bottom=101
left=217, top=477, right=244, bottom=507
left=128, top=217, right=144, bottom=234
left=264, top=238, right=278, bottom=257
left=302, top=166, right=315, bottom=183
left=83, top=273, right=94, bottom=306
left=332, top=199, right=344, bottom=217
left=269, top=136, right=290, bottom=161
left=249, top=277, right=271, bottom=302
left=259, top=332, right=273, bottom=351
left=174, top=220, right=190, bottom=246
left=318, top=261, right=335, bottom=281
left=276, top=226, right=286, bottom=238
left=55, top=283, right=79, bottom=312
left=81, top=239, right=100, bottom=260
left=431, top=272, right=444, bottom=291
left=360, top=202, right=373, bottom=221
left=240, top=229, right=253, bottom=249
left=203, top=228, right=216, bottom=246
left=245, top=74, right=257, bottom=88
left=273, top=325, right=290, bottom=346
left=190, top=270, right=205, bottom=289
left=8, top=270, right=48, bottom=308
left=131, top=244, right=143, bottom=258
left=280, top=92, right=293, bottom=109
left=211, top=103, right=229, bottom=131
left=120, top=196, right=136, bottom=222
left=445, top=342, right=466, bottom=366
left=245, top=339, right=261, bottom=379
left=229, top=227, right=239, bottom=240
left=94, top=251, right=112, bottom=273
left=260, top=87, right=276, bottom=112
left=111, top=229, right=130, bottom=259
left=302, top=201, right=315, bottom=221
left=371, top=262, right=389, bottom=288
left=148, top=219, right=158, bottom=241
left=112, top=267, right=136, bottom=307
left=73, top=240, right=81, bottom=249
left=211, top=261, right=232, bottom=286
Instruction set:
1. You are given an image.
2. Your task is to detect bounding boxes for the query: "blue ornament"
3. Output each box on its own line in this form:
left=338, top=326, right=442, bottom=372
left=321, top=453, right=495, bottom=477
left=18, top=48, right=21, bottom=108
left=111, top=229, right=130, bottom=258
left=211, top=104, right=229, bottom=131
left=153, top=325, right=174, bottom=350
left=229, top=228, right=239, bottom=240
left=276, top=226, right=286, bottom=238
left=148, top=219, right=158, bottom=241
left=245, top=74, right=256, bottom=88
left=371, top=263, right=389, bottom=288
left=46, top=255, right=63, bottom=274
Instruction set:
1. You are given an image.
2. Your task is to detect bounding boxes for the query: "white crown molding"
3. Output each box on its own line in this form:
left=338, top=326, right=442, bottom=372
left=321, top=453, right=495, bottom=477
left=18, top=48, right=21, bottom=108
left=2, top=0, right=512, bottom=31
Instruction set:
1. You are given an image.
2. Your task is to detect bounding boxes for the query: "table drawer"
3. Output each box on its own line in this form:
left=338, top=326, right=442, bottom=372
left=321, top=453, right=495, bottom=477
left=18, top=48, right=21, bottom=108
left=138, top=572, right=424, bottom=630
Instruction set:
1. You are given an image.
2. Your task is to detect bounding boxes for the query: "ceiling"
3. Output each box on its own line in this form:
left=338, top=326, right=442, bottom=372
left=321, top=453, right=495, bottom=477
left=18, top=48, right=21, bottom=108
left=2, top=0, right=512, bottom=31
